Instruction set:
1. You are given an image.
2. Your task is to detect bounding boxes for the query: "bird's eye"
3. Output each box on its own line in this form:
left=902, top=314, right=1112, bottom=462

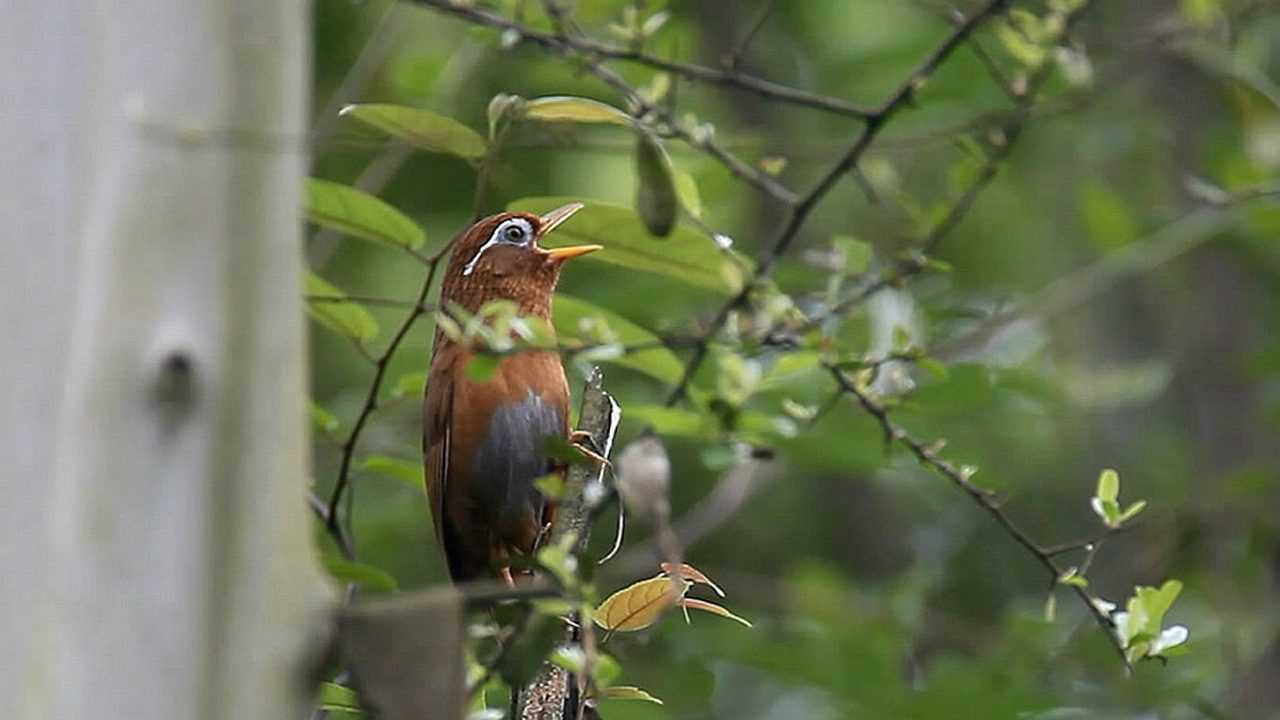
left=504, top=225, right=525, bottom=242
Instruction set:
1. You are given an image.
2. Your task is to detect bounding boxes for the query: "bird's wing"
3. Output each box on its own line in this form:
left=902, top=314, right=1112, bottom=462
left=422, top=343, right=456, bottom=549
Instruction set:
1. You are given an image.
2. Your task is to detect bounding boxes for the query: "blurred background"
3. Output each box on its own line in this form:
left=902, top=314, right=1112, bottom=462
left=306, top=1, right=1280, bottom=717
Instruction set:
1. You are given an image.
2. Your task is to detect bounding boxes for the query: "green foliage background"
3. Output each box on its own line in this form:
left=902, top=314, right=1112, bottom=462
left=306, top=1, right=1280, bottom=717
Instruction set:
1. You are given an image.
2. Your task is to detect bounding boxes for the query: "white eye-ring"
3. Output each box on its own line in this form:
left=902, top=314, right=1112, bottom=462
left=503, top=223, right=526, bottom=243
left=463, top=217, right=535, bottom=276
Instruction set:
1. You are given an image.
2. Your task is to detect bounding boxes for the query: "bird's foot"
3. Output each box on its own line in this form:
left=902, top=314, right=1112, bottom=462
left=499, top=566, right=517, bottom=588
left=569, top=430, right=612, bottom=469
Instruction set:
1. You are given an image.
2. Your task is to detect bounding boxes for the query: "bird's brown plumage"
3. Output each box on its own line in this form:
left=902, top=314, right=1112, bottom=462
left=423, top=204, right=598, bottom=583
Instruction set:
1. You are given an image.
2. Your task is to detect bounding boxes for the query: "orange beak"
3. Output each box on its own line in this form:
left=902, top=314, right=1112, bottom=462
left=536, top=203, right=601, bottom=261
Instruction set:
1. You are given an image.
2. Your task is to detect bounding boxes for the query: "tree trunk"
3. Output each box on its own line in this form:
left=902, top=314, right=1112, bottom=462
left=1, top=1, right=332, bottom=718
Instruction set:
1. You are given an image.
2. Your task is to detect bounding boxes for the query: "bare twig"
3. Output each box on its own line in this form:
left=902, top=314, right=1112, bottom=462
left=415, top=0, right=874, bottom=119
left=324, top=243, right=450, bottom=546
left=793, top=0, right=1096, bottom=335
left=664, top=0, right=1016, bottom=406
left=724, top=0, right=776, bottom=70
left=824, top=363, right=1134, bottom=673
left=305, top=294, right=435, bottom=311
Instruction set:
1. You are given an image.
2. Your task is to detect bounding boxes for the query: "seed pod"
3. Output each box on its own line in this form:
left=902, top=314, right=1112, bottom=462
left=634, top=129, right=677, bottom=237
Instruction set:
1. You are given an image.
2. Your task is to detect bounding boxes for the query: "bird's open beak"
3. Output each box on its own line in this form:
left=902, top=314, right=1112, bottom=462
left=537, top=203, right=602, bottom=261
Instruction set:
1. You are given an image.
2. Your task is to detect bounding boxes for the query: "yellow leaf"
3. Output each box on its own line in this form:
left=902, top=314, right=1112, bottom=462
left=679, top=597, right=753, bottom=627
left=593, top=575, right=686, bottom=631
left=524, top=96, right=633, bottom=126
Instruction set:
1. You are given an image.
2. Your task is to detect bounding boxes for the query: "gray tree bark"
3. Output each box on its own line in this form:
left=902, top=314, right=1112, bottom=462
left=1, top=1, right=332, bottom=718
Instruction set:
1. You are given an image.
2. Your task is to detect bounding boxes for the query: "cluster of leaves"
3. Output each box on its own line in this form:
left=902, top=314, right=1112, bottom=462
left=1051, top=470, right=1188, bottom=665
left=526, top=558, right=752, bottom=711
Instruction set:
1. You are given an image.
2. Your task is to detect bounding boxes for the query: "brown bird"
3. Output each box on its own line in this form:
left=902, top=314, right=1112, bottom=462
left=423, top=203, right=600, bottom=585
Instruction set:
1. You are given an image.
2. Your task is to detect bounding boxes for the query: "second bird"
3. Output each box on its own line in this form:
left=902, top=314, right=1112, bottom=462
left=423, top=203, right=600, bottom=585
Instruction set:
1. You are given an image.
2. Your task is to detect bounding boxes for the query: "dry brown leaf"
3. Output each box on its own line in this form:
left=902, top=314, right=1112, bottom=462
left=660, top=562, right=726, bottom=597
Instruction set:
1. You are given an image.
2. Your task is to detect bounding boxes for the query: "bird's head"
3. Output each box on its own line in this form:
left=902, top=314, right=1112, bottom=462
left=441, top=203, right=599, bottom=317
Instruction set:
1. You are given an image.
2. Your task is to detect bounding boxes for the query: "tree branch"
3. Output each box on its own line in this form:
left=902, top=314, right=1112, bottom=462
left=824, top=363, right=1134, bottom=673
left=323, top=243, right=450, bottom=551
left=415, top=0, right=874, bottom=119
left=665, top=0, right=1017, bottom=405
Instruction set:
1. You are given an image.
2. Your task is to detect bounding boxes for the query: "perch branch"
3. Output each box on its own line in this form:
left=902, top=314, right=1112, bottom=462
left=516, top=368, right=622, bottom=720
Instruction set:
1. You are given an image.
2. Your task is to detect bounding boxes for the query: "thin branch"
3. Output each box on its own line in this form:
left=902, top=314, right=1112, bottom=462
left=305, top=293, right=434, bottom=311
left=559, top=47, right=799, bottom=206
left=724, top=0, right=776, bottom=71
left=665, top=0, right=1016, bottom=405
left=324, top=245, right=449, bottom=546
left=416, top=0, right=799, bottom=205
left=793, top=0, right=1097, bottom=334
left=307, top=490, right=355, bottom=560
left=415, top=0, right=875, bottom=120
left=967, top=33, right=1019, bottom=101
left=764, top=0, right=1014, bottom=269
left=824, top=363, right=1133, bottom=673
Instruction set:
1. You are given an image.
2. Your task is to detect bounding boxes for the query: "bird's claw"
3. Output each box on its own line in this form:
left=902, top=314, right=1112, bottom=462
left=569, top=431, right=611, bottom=469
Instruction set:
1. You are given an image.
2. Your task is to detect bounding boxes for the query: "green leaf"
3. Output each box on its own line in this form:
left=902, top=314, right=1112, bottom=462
left=304, top=178, right=426, bottom=250
left=916, top=356, right=950, bottom=381
left=487, top=92, right=527, bottom=139
left=310, top=402, right=339, bottom=433
left=393, top=370, right=427, bottom=398
left=554, top=295, right=684, bottom=386
left=534, top=473, right=565, bottom=500
left=305, top=272, right=379, bottom=344
left=996, top=20, right=1046, bottom=68
left=1080, top=181, right=1137, bottom=250
left=508, top=198, right=748, bottom=295
left=323, top=558, right=399, bottom=593
left=832, top=234, right=872, bottom=275
left=1139, top=579, right=1183, bottom=627
left=317, top=682, right=362, bottom=714
left=465, top=354, right=501, bottom=382
left=361, top=454, right=424, bottom=489
left=634, top=130, right=678, bottom=237
left=537, top=543, right=579, bottom=588
left=674, top=169, right=703, bottom=218
left=523, top=95, right=633, bottom=126
left=1096, top=468, right=1119, bottom=503
left=339, top=103, right=486, bottom=159
left=1057, top=567, right=1089, bottom=588
left=1117, top=499, right=1147, bottom=524
left=1092, top=497, right=1121, bottom=527
left=592, top=653, right=622, bottom=688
